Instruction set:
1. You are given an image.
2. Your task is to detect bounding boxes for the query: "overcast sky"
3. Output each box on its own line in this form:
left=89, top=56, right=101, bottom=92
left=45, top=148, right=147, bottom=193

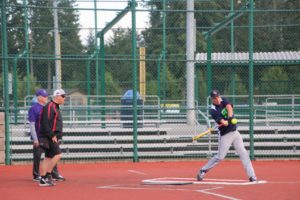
left=76, top=0, right=149, bottom=44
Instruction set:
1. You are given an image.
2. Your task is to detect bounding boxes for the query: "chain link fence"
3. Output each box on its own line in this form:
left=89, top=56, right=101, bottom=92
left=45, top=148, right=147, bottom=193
left=1, top=0, right=299, bottom=164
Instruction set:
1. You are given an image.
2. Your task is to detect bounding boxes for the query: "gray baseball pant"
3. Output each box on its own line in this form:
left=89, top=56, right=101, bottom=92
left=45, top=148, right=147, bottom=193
left=201, top=130, right=256, bottom=178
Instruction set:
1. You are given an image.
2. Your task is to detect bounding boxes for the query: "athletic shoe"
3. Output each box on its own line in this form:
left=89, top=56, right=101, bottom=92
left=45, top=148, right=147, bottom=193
left=249, top=176, right=257, bottom=182
left=46, top=174, right=56, bottom=185
left=52, top=174, right=66, bottom=182
left=197, top=170, right=206, bottom=181
left=39, top=177, right=55, bottom=187
left=33, top=176, right=41, bottom=182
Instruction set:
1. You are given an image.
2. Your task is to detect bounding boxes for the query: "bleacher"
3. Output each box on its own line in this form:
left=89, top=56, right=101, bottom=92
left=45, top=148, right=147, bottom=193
left=7, top=94, right=300, bottom=162
left=9, top=122, right=300, bottom=162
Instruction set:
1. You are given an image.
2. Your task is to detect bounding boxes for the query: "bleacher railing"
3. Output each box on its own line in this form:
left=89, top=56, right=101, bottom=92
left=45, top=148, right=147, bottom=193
left=206, top=94, right=300, bottom=127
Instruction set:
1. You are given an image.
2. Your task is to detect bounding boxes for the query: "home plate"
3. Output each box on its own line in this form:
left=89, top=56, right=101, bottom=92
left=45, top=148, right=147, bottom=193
left=142, top=177, right=267, bottom=185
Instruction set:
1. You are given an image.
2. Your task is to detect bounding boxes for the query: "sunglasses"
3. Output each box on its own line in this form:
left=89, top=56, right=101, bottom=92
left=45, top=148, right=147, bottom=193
left=61, top=95, right=66, bottom=98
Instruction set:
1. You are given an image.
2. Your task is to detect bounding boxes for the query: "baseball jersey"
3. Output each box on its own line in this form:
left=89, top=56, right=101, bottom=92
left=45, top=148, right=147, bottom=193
left=209, top=97, right=237, bottom=136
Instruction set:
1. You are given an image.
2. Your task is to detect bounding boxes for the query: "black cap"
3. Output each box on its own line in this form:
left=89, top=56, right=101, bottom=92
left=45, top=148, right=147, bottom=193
left=210, top=89, right=220, bottom=98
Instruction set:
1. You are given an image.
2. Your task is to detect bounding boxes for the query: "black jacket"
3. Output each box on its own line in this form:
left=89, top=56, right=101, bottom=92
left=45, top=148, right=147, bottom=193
left=39, top=101, right=63, bottom=139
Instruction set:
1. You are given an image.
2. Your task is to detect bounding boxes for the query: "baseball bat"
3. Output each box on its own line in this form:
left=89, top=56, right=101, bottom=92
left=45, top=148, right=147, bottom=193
left=192, top=117, right=237, bottom=141
left=192, top=127, right=214, bottom=141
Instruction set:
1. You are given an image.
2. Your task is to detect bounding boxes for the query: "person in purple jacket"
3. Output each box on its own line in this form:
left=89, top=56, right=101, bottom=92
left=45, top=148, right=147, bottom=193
left=28, top=89, right=65, bottom=183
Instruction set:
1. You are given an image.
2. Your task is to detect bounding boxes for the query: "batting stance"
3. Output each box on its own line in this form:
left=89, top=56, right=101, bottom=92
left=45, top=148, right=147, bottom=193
left=197, top=90, right=257, bottom=182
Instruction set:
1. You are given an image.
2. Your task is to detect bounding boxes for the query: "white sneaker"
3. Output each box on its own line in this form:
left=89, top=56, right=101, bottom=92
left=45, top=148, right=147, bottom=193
left=52, top=174, right=66, bottom=182
left=32, top=176, right=41, bottom=182
left=39, top=177, right=55, bottom=187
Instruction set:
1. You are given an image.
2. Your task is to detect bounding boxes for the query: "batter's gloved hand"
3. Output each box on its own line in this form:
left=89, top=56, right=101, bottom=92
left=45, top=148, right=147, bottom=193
left=228, top=117, right=238, bottom=124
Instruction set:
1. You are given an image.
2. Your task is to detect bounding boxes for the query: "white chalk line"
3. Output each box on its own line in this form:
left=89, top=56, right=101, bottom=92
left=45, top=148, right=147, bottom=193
left=97, top=184, right=240, bottom=200
left=128, top=170, right=147, bottom=175
left=96, top=177, right=269, bottom=200
left=193, top=180, right=267, bottom=185
left=266, top=181, right=300, bottom=184
left=97, top=184, right=199, bottom=192
left=197, top=187, right=241, bottom=200
left=142, top=177, right=267, bottom=186
left=147, top=177, right=248, bottom=182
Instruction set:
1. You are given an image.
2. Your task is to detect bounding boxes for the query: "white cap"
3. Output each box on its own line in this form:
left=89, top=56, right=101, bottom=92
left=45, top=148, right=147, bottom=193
left=53, top=89, right=66, bottom=97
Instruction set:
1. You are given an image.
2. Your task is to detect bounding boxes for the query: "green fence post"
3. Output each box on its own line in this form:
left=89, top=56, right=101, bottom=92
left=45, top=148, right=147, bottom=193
left=1, top=0, right=11, bottom=165
left=86, top=60, right=91, bottom=119
left=230, top=0, right=235, bottom=52
left=157, top=55, right=162, bottom=121
left=23, top=0, right=30, bottom=95
left=13, top=58, right=18, bottom=124
left=96, top=42, right=101, bottom=97
left=99, top=34, right=106, bottom=128
left=230, top=0, right=236, bottom=105
left=230, top=69, right=236, bottom=104
left=206, top=34, right=212, bottom=96
left=157, top=54, right=162, bottom=99
left=94, top=0, right=99, bottom=97
left=131, top=0, right=139, bottom=162
left=248, top=0, right=255, bottom=160
left=162, top=0, right=167, bottom=100
left=195, top=68, right=199, bottom=105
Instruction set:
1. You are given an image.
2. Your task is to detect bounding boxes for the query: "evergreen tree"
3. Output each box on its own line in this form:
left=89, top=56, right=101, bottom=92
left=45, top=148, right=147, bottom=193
left=140, top=0, right=229, bottom=100
left=0, top=0, right=24, bottom=74
left=29, top=0, right=84, bottom=90
left=260, top=67, right=289, bottom=94
left=105, top=28, right=133, bottom=92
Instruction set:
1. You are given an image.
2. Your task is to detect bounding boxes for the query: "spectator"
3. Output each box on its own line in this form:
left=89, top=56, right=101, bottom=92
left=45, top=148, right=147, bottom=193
left=38, top=89, right=67, bottom=186
left=28, top=89, right=65, bottom=182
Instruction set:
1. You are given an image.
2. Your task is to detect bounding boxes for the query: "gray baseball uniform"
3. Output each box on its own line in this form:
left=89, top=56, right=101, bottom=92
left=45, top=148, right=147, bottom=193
left=200, top=97, right=256, bottom=179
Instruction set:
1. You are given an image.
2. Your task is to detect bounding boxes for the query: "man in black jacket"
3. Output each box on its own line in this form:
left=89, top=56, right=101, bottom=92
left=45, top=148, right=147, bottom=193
left=38, top=89, right=66, bottom=187
left=28, top=89, right=65, bottom=182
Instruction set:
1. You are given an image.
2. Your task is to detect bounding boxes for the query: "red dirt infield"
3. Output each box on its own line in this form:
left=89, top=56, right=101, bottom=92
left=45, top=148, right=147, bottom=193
left=0, top=160, right=299, bottom=200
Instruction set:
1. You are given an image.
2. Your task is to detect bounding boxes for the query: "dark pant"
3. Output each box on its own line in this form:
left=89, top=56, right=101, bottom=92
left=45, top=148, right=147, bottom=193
left=33, top=145, right=60, bottom=177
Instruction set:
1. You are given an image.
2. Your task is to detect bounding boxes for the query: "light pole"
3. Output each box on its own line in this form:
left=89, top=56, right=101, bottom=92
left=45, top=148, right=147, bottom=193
left=53, top=0, right=62, bottom=89
left=47, top=31, right=53, bottom=90
left=186, top=0, right=196, bottom=125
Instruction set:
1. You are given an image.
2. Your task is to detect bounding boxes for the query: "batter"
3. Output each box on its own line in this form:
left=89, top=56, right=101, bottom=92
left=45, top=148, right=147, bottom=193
left=197, top=89, right=257, bottom=182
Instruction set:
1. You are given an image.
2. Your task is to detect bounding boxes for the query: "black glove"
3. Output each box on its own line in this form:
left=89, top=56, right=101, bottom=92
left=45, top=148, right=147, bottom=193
left=228, top=117, right=238, bottom=124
